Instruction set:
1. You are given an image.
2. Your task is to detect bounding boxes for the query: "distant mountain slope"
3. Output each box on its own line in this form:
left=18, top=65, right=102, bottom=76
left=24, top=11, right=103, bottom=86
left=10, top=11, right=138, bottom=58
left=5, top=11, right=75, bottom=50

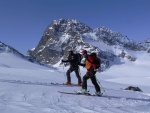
left=0, top=52, right=48, bottom=69
left=0, top=41, right=25, bottom=58
left=0, top=41, right=42, bottom=65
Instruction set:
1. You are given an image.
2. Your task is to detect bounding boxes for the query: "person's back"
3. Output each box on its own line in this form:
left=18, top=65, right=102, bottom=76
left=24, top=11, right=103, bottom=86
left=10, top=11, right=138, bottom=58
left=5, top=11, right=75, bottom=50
left=90, top=53, right=101, bottom=70
left=67, top=52, right=78, bottom=67
left=85, top=55, right=96, bottom=70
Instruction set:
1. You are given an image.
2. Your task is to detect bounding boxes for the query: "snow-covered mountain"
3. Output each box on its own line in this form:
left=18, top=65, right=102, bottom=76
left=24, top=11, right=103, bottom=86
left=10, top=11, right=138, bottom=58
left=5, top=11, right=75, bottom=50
left=28, top=19, right=150, bottom=70
left=0, top=41, right=25, bottom=58
left=0, top=41, right=45, bottom=65
left=28, top=19, right=92, bottom=65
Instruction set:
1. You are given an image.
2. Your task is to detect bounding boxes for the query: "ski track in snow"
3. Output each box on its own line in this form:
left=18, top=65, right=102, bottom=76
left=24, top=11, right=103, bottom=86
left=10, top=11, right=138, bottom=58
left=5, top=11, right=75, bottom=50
left=0, top=78, right=150, bottom=113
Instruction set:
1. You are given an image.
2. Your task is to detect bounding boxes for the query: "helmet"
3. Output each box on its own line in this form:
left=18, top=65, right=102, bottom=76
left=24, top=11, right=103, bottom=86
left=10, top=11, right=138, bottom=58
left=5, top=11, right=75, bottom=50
left=82, top=50, right=87, bottom=55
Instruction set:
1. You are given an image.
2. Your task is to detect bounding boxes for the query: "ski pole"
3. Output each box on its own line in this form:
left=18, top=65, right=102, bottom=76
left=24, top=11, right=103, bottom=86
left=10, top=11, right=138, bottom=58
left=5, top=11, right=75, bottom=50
left=95, top=76, right=108, bottom=96
left=78, top=66, right=81, bottom=77
left=62, top=63, right=67, bottom=82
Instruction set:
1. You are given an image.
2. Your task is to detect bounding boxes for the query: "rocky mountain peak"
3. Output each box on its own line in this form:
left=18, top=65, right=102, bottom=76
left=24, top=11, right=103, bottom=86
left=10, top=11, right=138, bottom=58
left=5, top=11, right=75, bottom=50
left=44, top=19, right=92, bottom=37
left=28, top=19, right=150, bottom=70
left=28, top=19, right=93, bottom=65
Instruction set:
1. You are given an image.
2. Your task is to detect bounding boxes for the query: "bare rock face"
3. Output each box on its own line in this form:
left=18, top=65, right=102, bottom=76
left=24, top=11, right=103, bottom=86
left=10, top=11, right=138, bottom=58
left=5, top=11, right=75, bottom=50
left=28, top=19, right=92, bottom=64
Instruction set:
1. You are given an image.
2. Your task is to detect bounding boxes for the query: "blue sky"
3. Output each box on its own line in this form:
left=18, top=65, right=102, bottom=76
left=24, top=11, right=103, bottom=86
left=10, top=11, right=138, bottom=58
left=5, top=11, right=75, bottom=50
left=0, top=0, right=150, bottom=54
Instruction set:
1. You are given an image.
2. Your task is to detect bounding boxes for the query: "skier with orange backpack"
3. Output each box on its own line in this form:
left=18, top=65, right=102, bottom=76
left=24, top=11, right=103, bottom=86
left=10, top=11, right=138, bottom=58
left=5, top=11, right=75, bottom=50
left=78, top=50, right=102, bottom=96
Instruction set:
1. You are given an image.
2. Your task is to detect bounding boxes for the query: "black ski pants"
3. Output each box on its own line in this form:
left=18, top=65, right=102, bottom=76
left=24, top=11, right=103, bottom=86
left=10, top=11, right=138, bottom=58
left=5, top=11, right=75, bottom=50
left=66, top=66, right=82, bottom=84
left=82, top=71, right=101, bottom=92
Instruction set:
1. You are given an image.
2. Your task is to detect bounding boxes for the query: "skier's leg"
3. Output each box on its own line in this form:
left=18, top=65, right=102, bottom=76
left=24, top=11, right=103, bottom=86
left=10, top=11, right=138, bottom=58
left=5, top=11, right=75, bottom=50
left=91, top=75, right=101, bottom=92
left=82, top=74, right=90, bottom=90
left=66, top=67, right=73, bottom=84
left=74, top=68, right=82, bottom=84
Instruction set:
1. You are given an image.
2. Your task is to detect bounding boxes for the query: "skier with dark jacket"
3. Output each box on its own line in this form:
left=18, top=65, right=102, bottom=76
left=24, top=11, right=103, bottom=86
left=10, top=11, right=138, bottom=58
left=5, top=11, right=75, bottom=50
left=78, top=50, right=101, bottom=95
left=62, top=50, right=82, bottom=86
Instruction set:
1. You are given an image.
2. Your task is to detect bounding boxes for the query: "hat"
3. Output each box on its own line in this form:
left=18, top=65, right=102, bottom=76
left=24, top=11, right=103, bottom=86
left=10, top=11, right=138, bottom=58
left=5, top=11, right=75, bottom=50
left=82, top=50, right=87, bottom=55
left=68, top=49, right=73, bottom=54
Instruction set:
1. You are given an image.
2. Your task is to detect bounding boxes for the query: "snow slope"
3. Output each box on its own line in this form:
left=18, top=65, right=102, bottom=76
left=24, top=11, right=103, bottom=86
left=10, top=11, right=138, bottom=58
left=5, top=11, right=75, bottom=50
left=0, top=51, right=150, bottom=113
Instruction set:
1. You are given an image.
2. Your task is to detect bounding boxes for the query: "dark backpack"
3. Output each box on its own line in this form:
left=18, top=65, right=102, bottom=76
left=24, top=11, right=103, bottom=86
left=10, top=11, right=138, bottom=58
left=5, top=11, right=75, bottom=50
left=90, top=53, right=101, bottom=69
left=75, top=53, right=82, bottom=64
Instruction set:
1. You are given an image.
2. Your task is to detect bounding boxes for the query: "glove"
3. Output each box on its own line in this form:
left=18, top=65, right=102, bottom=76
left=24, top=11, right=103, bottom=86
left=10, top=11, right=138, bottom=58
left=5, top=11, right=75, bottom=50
left=94, top=69, right=97, bottom=72
left=97, top=67, right=101, bottom=72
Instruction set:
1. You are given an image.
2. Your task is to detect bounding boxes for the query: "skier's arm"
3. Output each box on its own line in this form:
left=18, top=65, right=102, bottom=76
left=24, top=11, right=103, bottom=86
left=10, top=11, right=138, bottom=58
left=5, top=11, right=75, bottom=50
left=78, top=63, right=85, bottom=67
left=61, top=60, right=69, bottom=62
left=62, top=55, right=76, bottom=63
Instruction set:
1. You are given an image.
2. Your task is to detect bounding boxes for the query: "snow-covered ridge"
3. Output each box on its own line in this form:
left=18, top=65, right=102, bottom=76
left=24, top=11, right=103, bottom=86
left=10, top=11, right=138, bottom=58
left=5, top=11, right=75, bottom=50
left=0, top=41, right=25, bottom=58
left=0, top=41, right=45, bottom=66
left=84, top=27, right=148, bottom=51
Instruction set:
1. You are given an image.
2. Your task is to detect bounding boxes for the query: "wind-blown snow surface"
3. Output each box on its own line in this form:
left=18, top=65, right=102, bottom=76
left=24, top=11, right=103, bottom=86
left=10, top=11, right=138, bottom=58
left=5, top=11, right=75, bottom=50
left=0, top=52, right=150, bottom=113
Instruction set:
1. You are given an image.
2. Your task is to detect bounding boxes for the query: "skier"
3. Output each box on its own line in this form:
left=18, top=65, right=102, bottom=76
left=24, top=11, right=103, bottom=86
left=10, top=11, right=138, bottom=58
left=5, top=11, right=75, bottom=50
left=78, top=50, right=101, bottom=96
left=62, top=50, right=82, bottom=86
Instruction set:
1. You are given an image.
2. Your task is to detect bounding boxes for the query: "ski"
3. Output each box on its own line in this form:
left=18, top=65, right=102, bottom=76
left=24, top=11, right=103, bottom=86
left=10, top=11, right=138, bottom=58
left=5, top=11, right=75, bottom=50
left=51, top=82, right=94, bottom=87
left=51, top=82, right=78, bottom=87
left=58, top=91, right=103, bottom=97
left=51, top=82, right=74, bottom=85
